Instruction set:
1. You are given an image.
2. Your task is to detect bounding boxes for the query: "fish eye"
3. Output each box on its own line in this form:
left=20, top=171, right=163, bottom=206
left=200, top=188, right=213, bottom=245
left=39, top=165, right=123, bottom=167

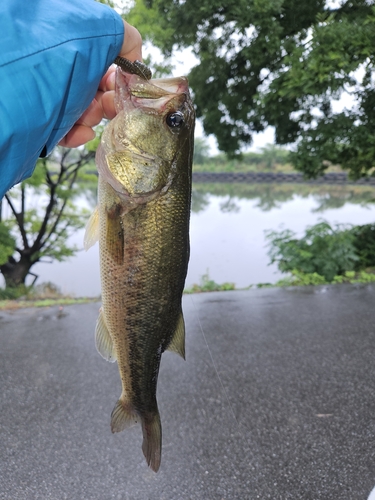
left=166, top=111, right=184, bottom=128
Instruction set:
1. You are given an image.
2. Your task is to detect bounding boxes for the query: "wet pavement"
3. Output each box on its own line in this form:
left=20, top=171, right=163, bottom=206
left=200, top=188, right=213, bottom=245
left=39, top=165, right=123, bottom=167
left=1, top=284, right=375, bottom=499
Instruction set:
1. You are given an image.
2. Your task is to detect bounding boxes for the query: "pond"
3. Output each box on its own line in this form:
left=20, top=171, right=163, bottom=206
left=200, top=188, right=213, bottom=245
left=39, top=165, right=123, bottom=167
left=25, top=182, right=375, bottom=297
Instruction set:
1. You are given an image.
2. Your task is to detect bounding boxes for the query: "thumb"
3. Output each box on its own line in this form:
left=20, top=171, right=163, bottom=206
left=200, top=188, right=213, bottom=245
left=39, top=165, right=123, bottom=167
left=120, top=20, right=143, bottom=62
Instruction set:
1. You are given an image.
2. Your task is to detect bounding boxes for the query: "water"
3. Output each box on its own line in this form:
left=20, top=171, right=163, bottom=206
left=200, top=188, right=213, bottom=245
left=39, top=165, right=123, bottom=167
left=18, top=182, right=375, bottom=296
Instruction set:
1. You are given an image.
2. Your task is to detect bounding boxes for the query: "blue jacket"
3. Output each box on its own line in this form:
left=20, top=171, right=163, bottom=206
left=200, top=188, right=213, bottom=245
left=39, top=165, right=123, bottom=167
left=0, top=0, right=124, bottom=198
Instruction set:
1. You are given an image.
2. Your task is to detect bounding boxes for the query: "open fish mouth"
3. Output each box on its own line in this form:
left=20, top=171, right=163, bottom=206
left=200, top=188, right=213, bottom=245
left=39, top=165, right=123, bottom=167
left=115, top=71, right=194, bottom=126
left=116, top=71, right=190, bottom=101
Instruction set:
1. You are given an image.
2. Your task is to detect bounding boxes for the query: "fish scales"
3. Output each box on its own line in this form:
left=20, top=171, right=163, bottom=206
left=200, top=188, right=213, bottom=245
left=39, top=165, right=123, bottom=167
left=99, top=154, right=190, bottom=406
left=85, top=66, right=195, bottom=472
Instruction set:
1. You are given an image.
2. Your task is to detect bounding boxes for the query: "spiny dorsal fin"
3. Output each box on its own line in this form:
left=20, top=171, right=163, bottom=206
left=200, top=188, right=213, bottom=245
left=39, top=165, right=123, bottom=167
left=84, top=206, right=99, bottom=250
left=167, top=312, right=186, bottom=360
left=95, top=308, right=116, bottom=362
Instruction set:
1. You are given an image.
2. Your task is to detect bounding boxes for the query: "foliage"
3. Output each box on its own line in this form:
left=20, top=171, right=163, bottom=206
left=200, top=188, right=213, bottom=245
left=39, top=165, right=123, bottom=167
left=0, top=279, right=98, bottom=307
left=184, top=271, right=235, bottom=293
left=0, top=284, right=30, bottom=300
left=0, top=223, right=16, bottom=266
left=275, top=269, right=375, bottom=287
left=193, top=144, right=293, bottom=172
left=266, top=220, right=359, bottom=282
left=266, top=220, right=375, bottom=282
left=351, top=224, right=375, bottom=270
left=0, top=297, right=96, bottom=310
left=127, top=0, right=375, bottom=178
left=193, top=137, right=211, bottom=164
left=0, top=146, right=97, bottom=288
left=258, top=144, right=290, bottom=169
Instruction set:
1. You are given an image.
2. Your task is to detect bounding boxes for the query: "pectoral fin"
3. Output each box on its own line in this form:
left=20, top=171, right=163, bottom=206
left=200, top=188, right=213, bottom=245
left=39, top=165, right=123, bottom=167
left=84, top=206, right=99, bottom=250
left=95, top=308, right=116, bottom=362
left=167, top=312, right=186, bottom=360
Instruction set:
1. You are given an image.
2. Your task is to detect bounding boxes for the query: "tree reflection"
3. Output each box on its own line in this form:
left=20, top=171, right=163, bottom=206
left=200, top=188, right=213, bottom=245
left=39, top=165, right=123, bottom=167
left=312, top=190, right=375, bottom=212
left=219, top=196, right=240, bottom=213
left=192, top=182, right=375, bottom=213
left=191, top=189, right=210, bottom=213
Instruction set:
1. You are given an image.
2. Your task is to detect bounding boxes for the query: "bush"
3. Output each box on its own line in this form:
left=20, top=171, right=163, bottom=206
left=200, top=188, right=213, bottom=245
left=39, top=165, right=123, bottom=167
left=0, top=285, right=29, bottom=300
left=267, top=221, right=375, bottom=284
left=351, top=224, right=375, bottom=270
left=266, top=221, right=359, bottom=282
left=274, top=269, right=375, bottom=287
left=184, top=272, right=235, bottom=293
left=275, top=270, right=328, bottom=287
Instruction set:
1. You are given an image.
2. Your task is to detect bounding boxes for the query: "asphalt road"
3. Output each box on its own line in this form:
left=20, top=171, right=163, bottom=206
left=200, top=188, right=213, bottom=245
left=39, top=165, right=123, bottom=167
left=1, top=284, right=375, bottom=499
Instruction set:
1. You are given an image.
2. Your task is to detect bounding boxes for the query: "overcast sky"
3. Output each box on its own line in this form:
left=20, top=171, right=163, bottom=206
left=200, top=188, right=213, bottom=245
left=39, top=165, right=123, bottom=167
left=145, top=43, right=275, bottom=155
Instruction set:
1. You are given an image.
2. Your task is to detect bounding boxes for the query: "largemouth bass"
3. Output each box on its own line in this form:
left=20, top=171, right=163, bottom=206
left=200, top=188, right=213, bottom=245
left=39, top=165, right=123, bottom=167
left=85, top=67, right=195, bottom=472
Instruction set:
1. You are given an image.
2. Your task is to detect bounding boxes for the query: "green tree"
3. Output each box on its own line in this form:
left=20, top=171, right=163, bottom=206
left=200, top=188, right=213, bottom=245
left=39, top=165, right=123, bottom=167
left=127, top=0, right=375, bottom=178
left=0, top=147, right=97, bottom=290
left=259, top=144, right=289, bottom=169
left=193, top=137, right=211, bottom=164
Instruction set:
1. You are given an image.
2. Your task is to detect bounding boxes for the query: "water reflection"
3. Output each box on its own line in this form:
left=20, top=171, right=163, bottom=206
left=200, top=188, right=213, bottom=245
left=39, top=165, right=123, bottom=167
left=219, top=196, right=240, bottom=213
left=191, top=189, right=210, bottom=213
left=192, top=182, right=375, bottom=213
left=21, top=182, right=375, bottom=296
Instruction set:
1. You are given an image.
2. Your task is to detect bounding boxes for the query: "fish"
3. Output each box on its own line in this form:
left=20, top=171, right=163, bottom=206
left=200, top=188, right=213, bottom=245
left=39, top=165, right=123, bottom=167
left=84, top=66, right=195, bottom=472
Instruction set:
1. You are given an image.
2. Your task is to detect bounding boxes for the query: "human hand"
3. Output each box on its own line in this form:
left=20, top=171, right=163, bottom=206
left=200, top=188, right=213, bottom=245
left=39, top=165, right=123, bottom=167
left=59, top=20, right=142, bottom=148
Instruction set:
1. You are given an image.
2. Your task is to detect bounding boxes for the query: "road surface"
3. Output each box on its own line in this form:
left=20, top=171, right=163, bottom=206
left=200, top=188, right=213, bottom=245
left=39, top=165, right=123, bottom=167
left=1, top=284, right=375, bottom=499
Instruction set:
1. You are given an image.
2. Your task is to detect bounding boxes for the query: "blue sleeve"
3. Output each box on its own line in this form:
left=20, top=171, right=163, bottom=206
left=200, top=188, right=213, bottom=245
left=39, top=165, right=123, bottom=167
left=0, top=0, right=124, bottom=198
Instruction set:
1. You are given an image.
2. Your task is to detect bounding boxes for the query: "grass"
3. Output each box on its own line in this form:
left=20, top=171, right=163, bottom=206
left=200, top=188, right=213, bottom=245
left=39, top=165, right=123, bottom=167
left=184, top=268, right=375, bottom=294
left=184, top=272, right=236, bottom=293
left=192, top=159, right=345, bottom=175
left=192, top=160, right=298, bottom=174
left=274, top=268, right=375, bottom=287
left=0, top=297, right=97, bottom=310
left=0, top=281, right=98, bottom=310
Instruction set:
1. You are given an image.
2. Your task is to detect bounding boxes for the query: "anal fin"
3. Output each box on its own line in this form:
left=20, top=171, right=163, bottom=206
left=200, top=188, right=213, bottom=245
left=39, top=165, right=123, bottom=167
left=111, top=398, right=139, bottom=432
left=167, top=312, right=186, bottom=360
left=95, top=308, right=116, bottom=362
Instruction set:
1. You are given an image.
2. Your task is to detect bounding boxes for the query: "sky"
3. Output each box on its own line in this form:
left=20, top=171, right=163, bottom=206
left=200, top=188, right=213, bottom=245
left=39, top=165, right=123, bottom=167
left=145, top=43, right=275, bottom=156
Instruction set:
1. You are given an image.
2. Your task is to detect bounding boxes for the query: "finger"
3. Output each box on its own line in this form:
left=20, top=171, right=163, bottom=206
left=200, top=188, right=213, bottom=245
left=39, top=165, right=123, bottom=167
left=98, top=66, right=116, bottom=92
left=96, top=90, right=116, bottom=120
left=59, top=125, right=95, bottom=148
left=76, top=98, right=103, bottom=128
left=120, top=21, right=142, bottom=62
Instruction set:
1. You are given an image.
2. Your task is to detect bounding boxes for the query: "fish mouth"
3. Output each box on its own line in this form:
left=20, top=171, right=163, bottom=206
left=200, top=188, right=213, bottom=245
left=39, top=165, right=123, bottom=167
left=116, top=70, right=190, bottom=98
left=115, top=70, right=192, bottom=118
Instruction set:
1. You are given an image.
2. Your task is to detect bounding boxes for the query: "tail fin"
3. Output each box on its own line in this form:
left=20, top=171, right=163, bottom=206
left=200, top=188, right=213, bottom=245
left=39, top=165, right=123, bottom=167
left=111, top=398, right=138, bottom=433
left=141, top=412, right=162, bottom=473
